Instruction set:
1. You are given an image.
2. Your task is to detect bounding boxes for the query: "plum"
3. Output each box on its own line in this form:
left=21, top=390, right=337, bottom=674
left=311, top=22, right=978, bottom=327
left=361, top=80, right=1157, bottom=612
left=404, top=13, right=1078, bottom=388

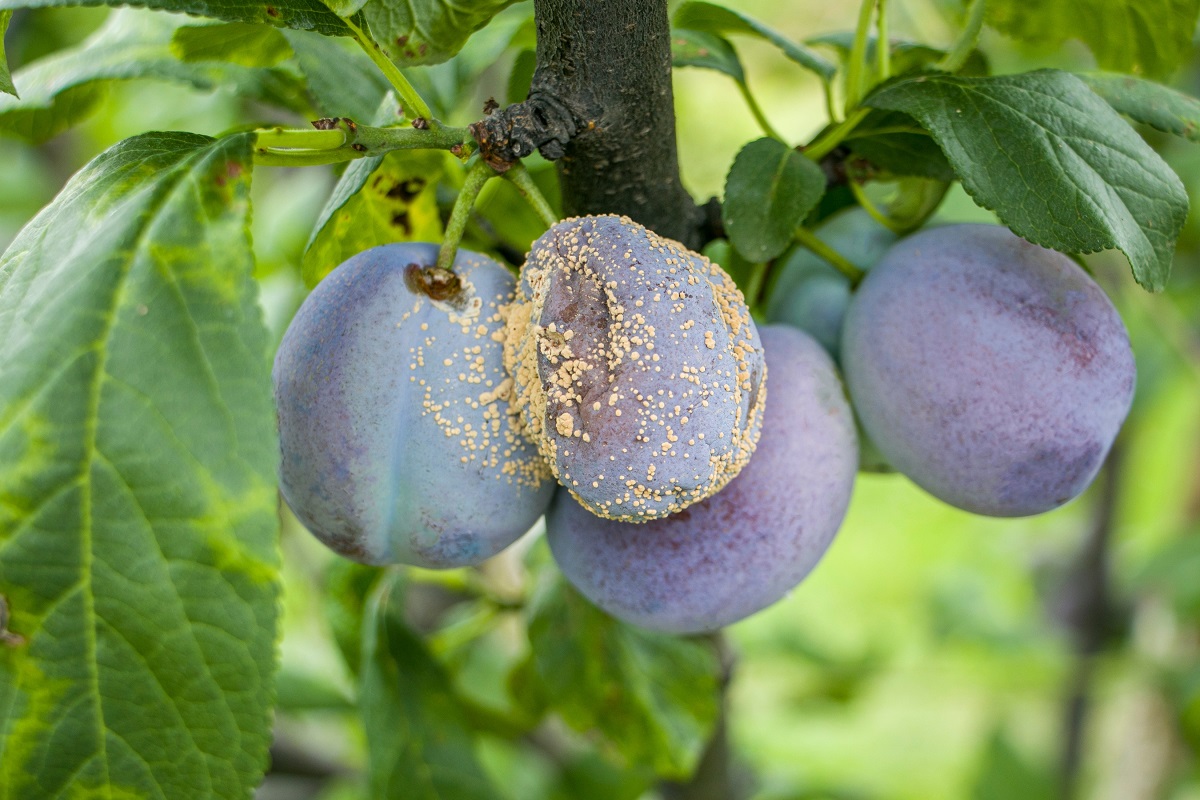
left=765, top=207, right=896, bottom=362
left=546, top=325, right=858, bottom=634
left=273, top=243, right=555, bottom=567
left=504, top=215, right=766, bottom=521
left=840, top=224, right=1135, bottom=517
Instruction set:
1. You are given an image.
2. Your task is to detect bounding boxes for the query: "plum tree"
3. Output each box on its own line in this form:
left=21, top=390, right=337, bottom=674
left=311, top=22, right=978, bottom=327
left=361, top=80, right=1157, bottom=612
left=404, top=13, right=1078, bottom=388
left=546, top=324, right=858, bottom=634
left=503, top=214, right=766, bottom=521
left=765, top=207, right=897, bottom=361
left=840, top=224, right=1136, bottom=517
left=273, top=243, right=555, bottom=567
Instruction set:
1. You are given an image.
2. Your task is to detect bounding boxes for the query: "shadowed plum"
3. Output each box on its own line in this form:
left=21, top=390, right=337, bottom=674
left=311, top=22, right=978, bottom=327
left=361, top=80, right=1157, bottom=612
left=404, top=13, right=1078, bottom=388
left=504, top=215, right=766, bottom=522
left=273, top=243, right=555, bottom=567
left=766, top=207, right=897, bottom=362
left=840, top=224, right=1135, bottom=517
left=546, top=325, right=858, bottom=634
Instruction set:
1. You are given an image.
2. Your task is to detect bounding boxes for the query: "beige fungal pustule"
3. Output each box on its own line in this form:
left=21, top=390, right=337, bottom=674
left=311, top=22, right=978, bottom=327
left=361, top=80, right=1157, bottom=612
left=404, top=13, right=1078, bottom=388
left=503, top=214, right=766, bottom=521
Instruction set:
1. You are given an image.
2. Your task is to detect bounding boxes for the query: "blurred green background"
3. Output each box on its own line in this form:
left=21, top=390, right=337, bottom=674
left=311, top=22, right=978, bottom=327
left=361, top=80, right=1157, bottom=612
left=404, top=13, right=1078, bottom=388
left=3, top=1, right=1200, bottom=798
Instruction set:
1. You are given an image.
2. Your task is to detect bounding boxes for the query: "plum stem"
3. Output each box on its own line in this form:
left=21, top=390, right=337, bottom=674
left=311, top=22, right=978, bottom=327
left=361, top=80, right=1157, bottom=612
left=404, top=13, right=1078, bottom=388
left=342, top=15, right=435, bottom=127
left=805, top=108, right=870, bottom=161
left=437, top=160, right=498, bottom=272
left=503, top=163, right=560, bottom=229
left=737, top=81, right=786, bottom=142
left=793, top=225, right=866, bottom=285
left=876, top=0, right=891, bottom=83
left=937, top=0, right=987, bottom=73
left=844, top=0, right=877, bottom=112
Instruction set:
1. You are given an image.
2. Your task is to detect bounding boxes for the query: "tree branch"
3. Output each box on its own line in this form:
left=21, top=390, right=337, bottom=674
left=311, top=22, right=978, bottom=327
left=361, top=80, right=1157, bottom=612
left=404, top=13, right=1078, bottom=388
left=1053, top=438, right=1124, bottom=799
left=471, top=0, right=704, bottom=248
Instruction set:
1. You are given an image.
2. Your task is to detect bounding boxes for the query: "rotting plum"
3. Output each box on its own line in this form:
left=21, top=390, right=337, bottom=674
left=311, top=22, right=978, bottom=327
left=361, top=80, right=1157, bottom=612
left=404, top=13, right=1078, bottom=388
left=273, top=243, right=555, bottom=568
left=503, top=215, right=766, bottom=522
left=765, top=207, right=896, bottom=362
left=840, top=223, right=1135, bottom=517
left=546, top=325, right=858, bottom=634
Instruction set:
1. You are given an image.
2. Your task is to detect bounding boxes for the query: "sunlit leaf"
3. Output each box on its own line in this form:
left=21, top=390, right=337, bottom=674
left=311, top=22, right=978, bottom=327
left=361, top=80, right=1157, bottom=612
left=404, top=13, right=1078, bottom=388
left=0, top=11, right=307, bottom=143
left=361, top=0, right=517, bottom=67
left=171, top=21, right=294, bottom=67
left=985, top=0, right=1200, bottom=79
left=0, top=131, right=280, bottom=799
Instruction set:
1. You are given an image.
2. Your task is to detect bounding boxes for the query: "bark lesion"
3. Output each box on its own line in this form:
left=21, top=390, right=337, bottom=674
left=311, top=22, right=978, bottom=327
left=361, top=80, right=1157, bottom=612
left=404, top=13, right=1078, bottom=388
left=471, top=0, right=705, bottom=249
left=469, top=93, right=582, bottom=172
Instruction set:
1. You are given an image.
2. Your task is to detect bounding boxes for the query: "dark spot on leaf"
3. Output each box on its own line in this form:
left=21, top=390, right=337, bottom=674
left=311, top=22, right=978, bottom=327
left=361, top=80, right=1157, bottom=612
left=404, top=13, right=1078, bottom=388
left=391, top=211, right=411, bottom=234
left=266, top=5, right=279, bottom=16
left=396, top=35, right=408, bottom=46
left=385, top=178, right=425, bottom=202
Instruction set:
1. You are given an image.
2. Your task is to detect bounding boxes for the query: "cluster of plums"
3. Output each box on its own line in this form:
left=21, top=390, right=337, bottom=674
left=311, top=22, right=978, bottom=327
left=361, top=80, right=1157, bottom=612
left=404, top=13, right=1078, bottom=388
left=274, top=211, right=1134, bottom=635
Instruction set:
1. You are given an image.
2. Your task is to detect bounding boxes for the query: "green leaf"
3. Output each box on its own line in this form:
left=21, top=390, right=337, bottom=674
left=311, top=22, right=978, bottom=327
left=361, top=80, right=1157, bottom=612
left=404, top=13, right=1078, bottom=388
left=0, top=132, right=280, bottom=798
left=361, top=0, right=517, bottom=67
left=283, top=28, right=391, bottom=121
left=0, top=0, right=351, bottom=36
left=970, top=728, right=1055, bottom=800
left=985, top=0, right=1200, bottom=79
left=0, top=11, right=308, bottom=143
left=303, top=148, right=446, bottom=286
left=528, top=578, right=720, bottom=780
left=361, top=576, right=505, bottom=800
left=671, top=27, right=744, bottom=82
left=724, top=137, right=826, bottom=263
left=673, top=0, right=835, bottom=81
left=0, top=11, right=15, bottom=98
left=1080, top=72, right=1200, bottom=143
left=171, top=21, right=294, bottom=67
left=843, top=110, right=956, bottom=181
left=324, top=559, right=386, bottom=676
left=867, top=70, right=1188, bottom=291
left=1133, top=531, right=1200, bottom=619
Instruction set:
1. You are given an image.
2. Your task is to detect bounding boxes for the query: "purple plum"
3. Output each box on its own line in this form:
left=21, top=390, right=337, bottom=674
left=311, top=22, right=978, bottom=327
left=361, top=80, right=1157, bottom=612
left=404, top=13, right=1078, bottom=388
left=840, top=224, right=1136, bottom=517
left=273, top=243, right=555, bottom=567
left=546, top=325, right=858, bottom=634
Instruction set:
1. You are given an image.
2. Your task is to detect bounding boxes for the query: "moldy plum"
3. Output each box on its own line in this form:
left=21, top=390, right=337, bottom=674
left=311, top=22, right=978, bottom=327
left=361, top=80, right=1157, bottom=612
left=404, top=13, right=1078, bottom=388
left=503, top=215, right=766, bottom=522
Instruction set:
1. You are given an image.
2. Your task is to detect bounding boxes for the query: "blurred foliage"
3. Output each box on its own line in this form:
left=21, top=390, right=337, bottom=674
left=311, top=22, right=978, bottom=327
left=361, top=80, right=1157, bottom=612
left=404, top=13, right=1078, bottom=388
left=2, top=1, right=1200, bottom=798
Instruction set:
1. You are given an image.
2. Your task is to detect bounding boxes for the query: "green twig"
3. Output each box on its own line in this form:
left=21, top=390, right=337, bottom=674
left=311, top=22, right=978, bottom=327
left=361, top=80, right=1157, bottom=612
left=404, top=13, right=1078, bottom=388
left=342, top=15, right=435, bottom=126
left=844, top=0, right=876, bottom=112
left=745, top=261, right=770, bottom=309
left=937, top=0, right=986, bottom=73
left=848, top=180, right=908, bottom=235
left=738, top=81, right=785, bottom=142
left=502, top=163, right=560, bottom=229
left=804, top=107, right=870, bottom=160
left=876, top=0, right=891, bottom=83
left=253, top=121, right=475, bottom=167
left=438, top=160, right=498, bottom=271
left=794, top=225, right=865, bottom=285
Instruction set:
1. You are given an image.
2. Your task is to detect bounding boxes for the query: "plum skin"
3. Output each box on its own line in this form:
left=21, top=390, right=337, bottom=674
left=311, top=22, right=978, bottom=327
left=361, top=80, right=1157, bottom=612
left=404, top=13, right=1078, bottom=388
left=273, top=243, right=554, bottom=568
left=766, top=207, right=897, bottom=362
left=504, top=215, right=766, bottom=522
left=546, top=325, right=858, bottom=635
left=840, top=224, right=1135, bottom=517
